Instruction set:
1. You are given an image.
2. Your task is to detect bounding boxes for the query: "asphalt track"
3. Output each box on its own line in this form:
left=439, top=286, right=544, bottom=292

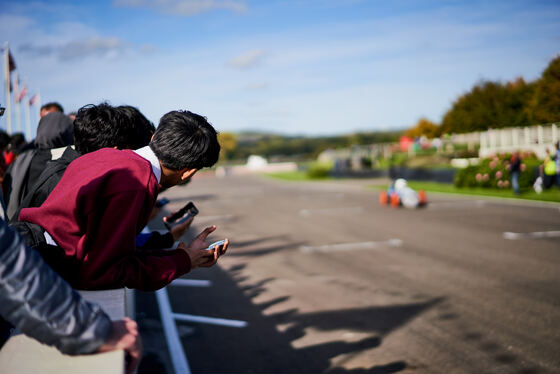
left=137, top=173, right=560, bottom=374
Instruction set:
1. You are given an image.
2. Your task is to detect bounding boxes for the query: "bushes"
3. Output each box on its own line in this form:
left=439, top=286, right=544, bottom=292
left=454, top=153, right=539, bottom=191
left=306, top=162, right=333, bottom=179
left=454, top=165, right=480, bottom=188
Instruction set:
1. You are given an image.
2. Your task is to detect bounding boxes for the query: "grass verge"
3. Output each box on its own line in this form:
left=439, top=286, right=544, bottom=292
left=262, top=171, right=332, bottom=181
left=264, top=172, right=560, bottom=203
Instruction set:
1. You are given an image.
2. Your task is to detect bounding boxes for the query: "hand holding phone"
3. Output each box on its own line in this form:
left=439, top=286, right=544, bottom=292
left=179, top=226, right=229, bottom=268
left=205, top=239, right=226, bottom=251
left=164, top=201, right=198, bottom=230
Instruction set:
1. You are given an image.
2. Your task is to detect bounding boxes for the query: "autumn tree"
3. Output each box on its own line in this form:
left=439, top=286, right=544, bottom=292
left=404, top=118, right=440, bottom=138
left=440, top=78, right=534, bottom=134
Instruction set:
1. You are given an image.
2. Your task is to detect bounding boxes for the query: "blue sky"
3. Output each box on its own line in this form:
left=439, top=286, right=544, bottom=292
left=1, top=0, right=559, bottom=137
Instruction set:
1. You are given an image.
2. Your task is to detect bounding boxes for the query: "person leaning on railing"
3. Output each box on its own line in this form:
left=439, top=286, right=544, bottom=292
left=0, top=217, right=141, bottom=374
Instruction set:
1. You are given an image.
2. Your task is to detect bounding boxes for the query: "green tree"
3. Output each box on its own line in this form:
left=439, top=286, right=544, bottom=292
left=217, top=132, right=238, bottom=161
left=440, top=78, right=533, bottom=134
left=526, top=55, right=560, bottom=124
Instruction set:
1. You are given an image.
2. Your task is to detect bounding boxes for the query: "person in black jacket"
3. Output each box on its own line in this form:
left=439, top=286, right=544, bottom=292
left=509, top=151, right=523, bottom=195
left=2, top=112, right=74, bottom=220
left=0, top=217, right=142, bottom=373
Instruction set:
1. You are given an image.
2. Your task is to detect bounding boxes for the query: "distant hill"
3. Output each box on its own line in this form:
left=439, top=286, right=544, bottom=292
left=219, top=130, right=403, bottom=162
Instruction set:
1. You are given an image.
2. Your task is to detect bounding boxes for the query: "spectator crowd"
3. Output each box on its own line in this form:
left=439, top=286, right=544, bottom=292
left=0, top=101, right=229, bottom=373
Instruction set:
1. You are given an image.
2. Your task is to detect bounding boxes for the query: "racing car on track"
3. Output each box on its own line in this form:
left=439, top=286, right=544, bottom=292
left=379, top=178, right=427, bottom=208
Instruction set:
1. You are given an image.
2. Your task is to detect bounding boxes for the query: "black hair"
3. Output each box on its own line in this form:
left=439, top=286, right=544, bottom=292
left=0, top=130, right=10, bottom=151
left=149, top=110, right=220, bottom=170
left=116, top=105, right=155, bottom=149
left=8, top=133, right=26, bottom=153
left=41, top=102, right=64, bottom=113
left=73, top=103, right=155, bottom=155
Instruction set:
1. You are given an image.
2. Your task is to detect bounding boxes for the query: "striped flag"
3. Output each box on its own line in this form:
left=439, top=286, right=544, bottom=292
left=29, top=93, right=39, bottom=105
left=17, top=84, right=27, bottom=102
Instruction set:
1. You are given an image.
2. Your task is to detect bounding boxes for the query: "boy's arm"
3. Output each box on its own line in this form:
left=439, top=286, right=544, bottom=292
left=78, top=188, right=191, bottom=291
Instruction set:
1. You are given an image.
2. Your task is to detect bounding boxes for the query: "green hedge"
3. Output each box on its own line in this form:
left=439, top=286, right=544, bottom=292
left=454, top=154, right=540, bottom=190
left=306, top=162, right=333, bottom=179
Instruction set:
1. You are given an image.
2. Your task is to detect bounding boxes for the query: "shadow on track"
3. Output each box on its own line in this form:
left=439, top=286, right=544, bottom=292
left=137, top=259, right=442, bottom=374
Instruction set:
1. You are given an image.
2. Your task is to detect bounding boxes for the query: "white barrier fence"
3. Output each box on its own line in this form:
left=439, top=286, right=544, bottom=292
left=479, top=124, right=559, bottom=159
left=317, top=124, right=560, bottom=164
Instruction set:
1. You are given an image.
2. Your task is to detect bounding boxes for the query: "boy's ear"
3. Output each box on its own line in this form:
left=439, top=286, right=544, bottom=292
left=181, top=168, right=198, bottom=181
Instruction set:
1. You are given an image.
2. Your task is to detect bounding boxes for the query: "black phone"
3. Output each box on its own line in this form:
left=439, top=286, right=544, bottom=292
left=164, top=201, right=198, bottom=229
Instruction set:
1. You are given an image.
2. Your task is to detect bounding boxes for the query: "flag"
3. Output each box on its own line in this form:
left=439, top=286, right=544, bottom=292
left=8, top=51, right=16, bottom=72
left=29, top=93, right=39, bottom=106
left=17, top=84, right=27, bottom=103
left=6, top=50, right=16, bottom=92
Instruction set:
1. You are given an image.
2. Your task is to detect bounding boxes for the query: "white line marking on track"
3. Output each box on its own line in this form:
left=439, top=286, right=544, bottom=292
left=156, top=288, right=191, bottom=374
left=503, top=231, right=560, bottom=240
left=299, top=207, right=364, bottom=216
left=300, top=239, right=402, bottom=253
left=172, top=313, right=248, bottom=328
left=171, top=279, right=212, bottom=287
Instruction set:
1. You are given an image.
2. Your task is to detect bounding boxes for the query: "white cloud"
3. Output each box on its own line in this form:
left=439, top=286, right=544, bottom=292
left=246, top=82, right=269, bottom=91
left=227, top=49, right=266, bottom=69
left=19, top=36, right=129, bottom=61
left=113, top=0, right=247, bottom=15
left=0, top=13, right=130, bottom=61
left=0, top=14, right=37, bottom=46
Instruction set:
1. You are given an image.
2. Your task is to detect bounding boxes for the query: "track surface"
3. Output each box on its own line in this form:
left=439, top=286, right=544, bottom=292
left=137, top=174, right=560, bottom=374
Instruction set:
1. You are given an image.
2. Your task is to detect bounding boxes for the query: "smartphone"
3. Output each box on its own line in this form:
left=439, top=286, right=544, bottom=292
left=206, top=239, right=226, bottom=251
left=155, top=198, right=170, bottom=208
left=164, top=201, right=199, bottom=229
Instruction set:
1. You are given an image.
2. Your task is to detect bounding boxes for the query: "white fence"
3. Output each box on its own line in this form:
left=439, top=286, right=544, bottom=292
left=479, top=124, right=559, bottom=159
left=316, top=123, right=560, bottom=165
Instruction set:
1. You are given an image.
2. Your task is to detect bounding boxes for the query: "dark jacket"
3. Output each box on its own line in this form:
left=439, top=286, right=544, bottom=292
left=2, top=112, right=73, bottom=220
left=0, top=217, right=112, bottom=354
left=17, top=146, right=80, bottom=213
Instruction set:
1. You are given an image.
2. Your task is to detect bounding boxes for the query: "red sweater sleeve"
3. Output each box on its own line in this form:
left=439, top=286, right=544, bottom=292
left=77, top=187, right=191, bottom=291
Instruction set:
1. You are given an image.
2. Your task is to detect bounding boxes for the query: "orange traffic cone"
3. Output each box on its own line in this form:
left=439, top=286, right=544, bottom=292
left=390, top=192, right=400, bottom=207
left=379, top=191, right=388, bottom=205
left=418, top=189, right=427, bottom=206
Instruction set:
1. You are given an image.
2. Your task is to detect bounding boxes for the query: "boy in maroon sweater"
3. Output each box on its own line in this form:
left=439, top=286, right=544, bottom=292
left=19, top=110, right=227, bottom=291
